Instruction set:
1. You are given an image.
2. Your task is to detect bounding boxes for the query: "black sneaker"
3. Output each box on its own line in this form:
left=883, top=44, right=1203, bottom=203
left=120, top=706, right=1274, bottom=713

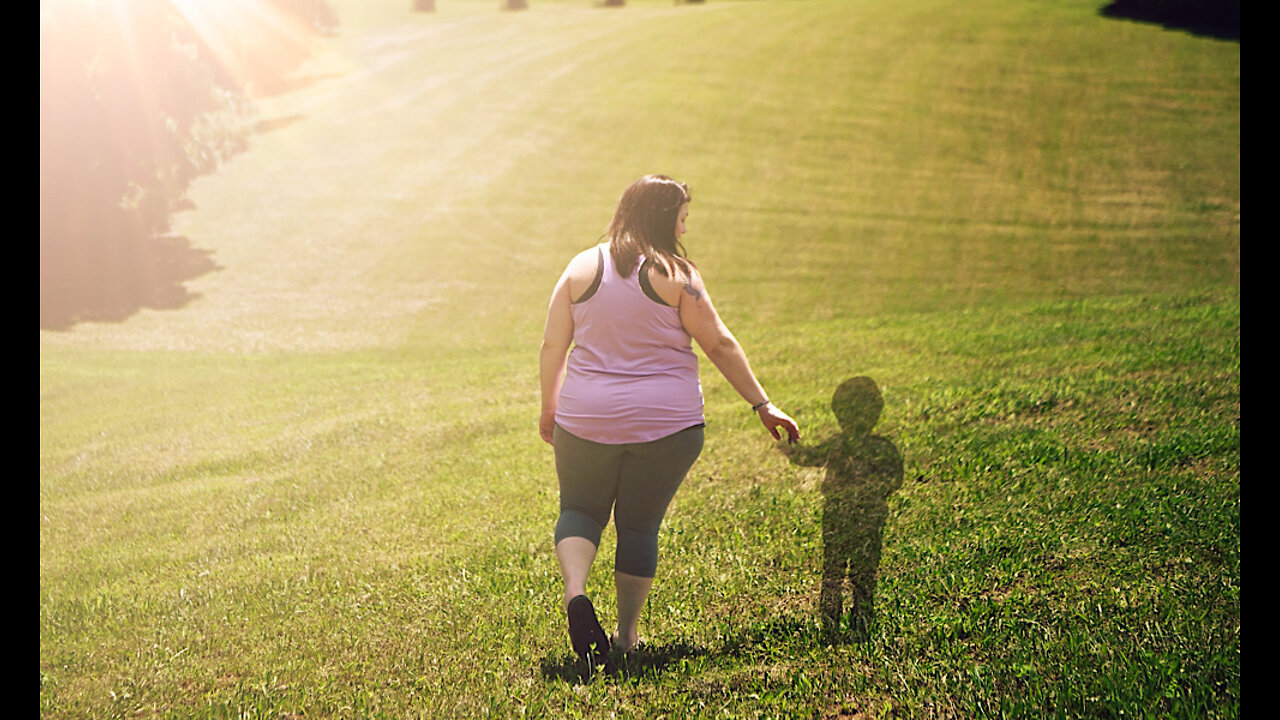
left=566, top=595, right=611, bottom=671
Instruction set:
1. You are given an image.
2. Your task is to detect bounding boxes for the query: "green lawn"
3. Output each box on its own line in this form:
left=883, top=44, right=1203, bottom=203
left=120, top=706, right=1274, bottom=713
left=40, top=0, right=1238, bottom=717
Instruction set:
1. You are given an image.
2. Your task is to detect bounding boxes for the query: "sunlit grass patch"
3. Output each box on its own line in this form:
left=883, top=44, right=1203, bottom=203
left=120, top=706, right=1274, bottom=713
left=40, top=294, right=1239, bottom=719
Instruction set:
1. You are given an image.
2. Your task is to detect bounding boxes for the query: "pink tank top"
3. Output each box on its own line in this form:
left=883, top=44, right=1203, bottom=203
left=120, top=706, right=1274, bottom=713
left=555, top=243, right=705, bottom=444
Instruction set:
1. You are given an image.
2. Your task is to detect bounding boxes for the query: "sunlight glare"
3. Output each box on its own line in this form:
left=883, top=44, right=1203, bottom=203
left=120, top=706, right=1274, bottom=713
left=164, top=0, right=317, bottom=94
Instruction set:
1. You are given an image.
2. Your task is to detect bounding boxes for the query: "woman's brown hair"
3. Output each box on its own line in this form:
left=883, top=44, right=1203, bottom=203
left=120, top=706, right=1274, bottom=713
left=605, top=175, right=694, bottom=279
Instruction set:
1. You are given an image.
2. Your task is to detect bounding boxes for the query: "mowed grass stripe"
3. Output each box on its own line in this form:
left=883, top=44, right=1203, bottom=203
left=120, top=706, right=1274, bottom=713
left=39, top=0, right=1237, bottom=354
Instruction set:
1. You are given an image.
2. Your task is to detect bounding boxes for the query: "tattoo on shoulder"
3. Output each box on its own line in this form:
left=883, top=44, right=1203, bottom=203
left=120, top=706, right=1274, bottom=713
left=683, top=281, right=703, bottom=301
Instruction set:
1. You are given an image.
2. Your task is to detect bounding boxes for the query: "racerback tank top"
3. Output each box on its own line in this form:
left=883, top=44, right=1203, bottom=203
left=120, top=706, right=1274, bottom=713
left=554, top=243, right=705, bottom=444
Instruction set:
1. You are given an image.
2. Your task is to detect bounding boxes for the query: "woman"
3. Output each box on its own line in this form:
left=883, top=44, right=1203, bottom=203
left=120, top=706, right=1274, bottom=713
left=539, top=174, right=800, bottom=670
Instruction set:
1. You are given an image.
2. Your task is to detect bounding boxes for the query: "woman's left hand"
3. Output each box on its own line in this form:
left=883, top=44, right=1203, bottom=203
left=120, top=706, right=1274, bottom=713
left=758, top=403, right=800, bottom=444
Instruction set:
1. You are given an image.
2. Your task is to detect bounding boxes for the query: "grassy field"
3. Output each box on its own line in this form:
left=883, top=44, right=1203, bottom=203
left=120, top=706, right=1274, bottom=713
left=39, top=0, right=1238, bottom=717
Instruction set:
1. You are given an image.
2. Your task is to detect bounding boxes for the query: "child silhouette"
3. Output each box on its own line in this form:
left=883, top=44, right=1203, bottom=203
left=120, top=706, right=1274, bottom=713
left=781, top=377, right=903, bottom=640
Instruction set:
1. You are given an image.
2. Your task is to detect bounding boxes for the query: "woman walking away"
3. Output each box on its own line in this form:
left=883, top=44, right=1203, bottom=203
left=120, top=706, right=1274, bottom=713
left=539, top=174, right=801, bottom=671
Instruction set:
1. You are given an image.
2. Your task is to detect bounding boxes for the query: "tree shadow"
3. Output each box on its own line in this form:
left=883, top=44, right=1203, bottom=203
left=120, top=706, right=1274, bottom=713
left=1099, top=0, right=1239, bottom=41
left=780, top=377, right=904, bottom=642
left=39, top=229, right=221, bottom=331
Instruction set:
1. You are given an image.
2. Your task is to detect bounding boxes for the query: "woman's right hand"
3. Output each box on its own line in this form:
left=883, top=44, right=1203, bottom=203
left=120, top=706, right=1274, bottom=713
left=539, top=407, right=557, bottom=445
left=758, top=403, right=800, bottom=444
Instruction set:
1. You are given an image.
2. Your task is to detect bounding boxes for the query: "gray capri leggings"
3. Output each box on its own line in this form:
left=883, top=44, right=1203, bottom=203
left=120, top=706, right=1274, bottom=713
left=553, top=423, right=705, bottom=578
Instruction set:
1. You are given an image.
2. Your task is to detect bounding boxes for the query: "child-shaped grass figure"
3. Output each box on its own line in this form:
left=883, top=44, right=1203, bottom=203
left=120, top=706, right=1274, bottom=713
left=781, top=376, right=903, bottom=640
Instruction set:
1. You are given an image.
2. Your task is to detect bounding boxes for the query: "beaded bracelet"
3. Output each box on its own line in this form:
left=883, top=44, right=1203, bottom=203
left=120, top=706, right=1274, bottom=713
left=751, top=399, right=770, bottom=411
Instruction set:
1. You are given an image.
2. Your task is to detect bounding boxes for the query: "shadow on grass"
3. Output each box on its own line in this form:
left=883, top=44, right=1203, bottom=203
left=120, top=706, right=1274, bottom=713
left=40, top=230, right=221, bottom=330
left=780, top=377, right=904, bottom=643
left=1099, top=0, right=1239, bottom=40
left=540, top=614, right=866, bottom=684
left=540, top=639, right=710, bottom=684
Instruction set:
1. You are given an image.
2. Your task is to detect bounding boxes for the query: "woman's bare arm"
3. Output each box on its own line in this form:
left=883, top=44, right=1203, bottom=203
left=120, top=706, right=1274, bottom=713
left=673, top=268, right=800, bottom=443
left=539, top=266, right=576, bottom=445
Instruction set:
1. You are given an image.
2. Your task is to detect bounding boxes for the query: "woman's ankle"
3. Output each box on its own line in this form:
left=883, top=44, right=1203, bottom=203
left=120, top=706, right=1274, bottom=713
left=563, top=590, right=587, bottom=614
left=613, top=629, right=639, bottom=652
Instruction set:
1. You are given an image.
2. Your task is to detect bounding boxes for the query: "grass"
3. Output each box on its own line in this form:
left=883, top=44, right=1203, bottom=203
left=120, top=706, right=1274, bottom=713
left=40, top=0, right=1237, bottom=717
